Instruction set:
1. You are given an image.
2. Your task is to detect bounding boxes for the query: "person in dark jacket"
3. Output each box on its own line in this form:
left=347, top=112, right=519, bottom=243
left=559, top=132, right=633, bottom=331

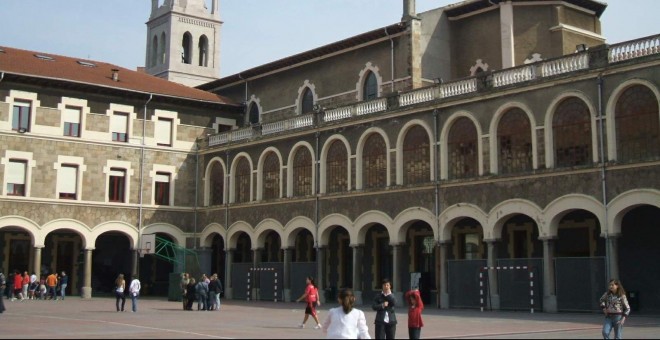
left=185, top=278, right=196, bottom=311
left=372, top=278, right=397, bottom=339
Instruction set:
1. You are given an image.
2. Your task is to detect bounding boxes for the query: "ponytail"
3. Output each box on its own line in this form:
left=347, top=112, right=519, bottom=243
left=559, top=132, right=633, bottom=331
left=338, top=288, right=355, bottom=314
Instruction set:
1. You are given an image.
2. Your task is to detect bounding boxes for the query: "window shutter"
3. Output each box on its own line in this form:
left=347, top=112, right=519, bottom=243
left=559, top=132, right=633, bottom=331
left=111, top=113, right=128, bottom=133
left=58, top=165, right=77, bottom=194
left=155, top=118, right=172, bottom=145
left=64, top=107, right=81, bottom=124
left=7, top=160, right=26, bottom=185
left=109, top=169, right=125, bottom=177
left=155, top=173, right=170, bottom=183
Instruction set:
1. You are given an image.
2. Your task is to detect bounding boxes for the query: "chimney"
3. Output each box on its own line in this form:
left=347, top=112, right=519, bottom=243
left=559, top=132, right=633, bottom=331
left=111, top=69, right=120, bottom=82
left=402, top=0, right=417, bottom=21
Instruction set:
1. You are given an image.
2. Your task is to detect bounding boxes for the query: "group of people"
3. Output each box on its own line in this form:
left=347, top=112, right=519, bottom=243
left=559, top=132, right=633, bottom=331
left=1, top=269, right=68, bottom=302
left=306, top=277, right=631, bottom=339
left=113, top=273, right=142, bottom=312
left=180, top=272, right=223, bottom=311
left=297, top=277, right=424, bottom=339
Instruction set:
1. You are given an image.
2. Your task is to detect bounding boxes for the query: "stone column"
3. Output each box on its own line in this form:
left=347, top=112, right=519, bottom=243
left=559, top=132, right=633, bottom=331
left=542, top=238, right=557, bottom=312
left=439, top=242, right=449, bottom=309
left=316, top=246, right=325, bottom=303
left=392, top=244, right=403, bottom=304
left=224, top=249, right=233, bottom=299
left=283, top=248, right=292, bottom=301
left=131, top=249, right=139, bottom=277
left=252, top=248, right=262, bottom=300
left=32, top=247, right=42, bottom=277
left=351, top=245, right=363, bottom=305
left=81, top=249, right=93, bottom=299
left=607, top=236, right=620, bottom=280
left=486, top=240, right=500, bottom=310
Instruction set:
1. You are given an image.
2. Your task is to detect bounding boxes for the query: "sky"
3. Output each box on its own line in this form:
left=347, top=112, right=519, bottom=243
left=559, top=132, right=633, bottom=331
left=1, top=0, right=658, bottom=77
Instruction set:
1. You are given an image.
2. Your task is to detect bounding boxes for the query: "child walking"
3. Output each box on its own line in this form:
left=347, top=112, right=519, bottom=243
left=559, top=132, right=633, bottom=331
left=405, top=289, right=424, bottom=339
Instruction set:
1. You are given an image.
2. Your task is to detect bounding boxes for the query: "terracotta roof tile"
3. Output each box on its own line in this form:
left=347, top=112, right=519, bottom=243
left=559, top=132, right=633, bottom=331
left=0, top=46, right=237, bottom=105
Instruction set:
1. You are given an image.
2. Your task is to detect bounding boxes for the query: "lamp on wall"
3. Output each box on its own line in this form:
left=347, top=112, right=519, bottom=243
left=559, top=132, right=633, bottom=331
left=576, top=44, right=588, bottom=52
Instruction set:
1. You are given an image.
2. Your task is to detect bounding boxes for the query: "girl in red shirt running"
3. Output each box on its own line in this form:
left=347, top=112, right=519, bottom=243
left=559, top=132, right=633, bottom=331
left=296, top=276, right=322, bottom=329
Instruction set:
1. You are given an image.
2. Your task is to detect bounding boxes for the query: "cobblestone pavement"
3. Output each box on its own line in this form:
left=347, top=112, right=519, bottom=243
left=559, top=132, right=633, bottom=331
left=0, top=296, right=658, bottom=339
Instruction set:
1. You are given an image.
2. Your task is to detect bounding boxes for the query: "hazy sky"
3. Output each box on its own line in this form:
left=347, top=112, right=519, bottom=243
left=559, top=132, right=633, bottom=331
left=1, top=0, right=658, bottom=77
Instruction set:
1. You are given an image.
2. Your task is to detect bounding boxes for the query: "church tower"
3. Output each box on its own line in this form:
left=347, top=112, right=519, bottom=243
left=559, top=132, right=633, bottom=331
left=145, top=0, right=222, bottom=87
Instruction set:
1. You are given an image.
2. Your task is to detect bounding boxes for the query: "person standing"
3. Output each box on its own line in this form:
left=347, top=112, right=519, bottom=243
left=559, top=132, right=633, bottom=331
left=185, top=278, right=196, bottom=311
left=600, top=279, right=631, bottom=339
left=208, top=274, right=222, bottom=311
left=405, top=289, right=424, bottom=339
left=296, top=276, right=322, bottom=329
left=195, top=275, right=209, bottom=311
left=46, top=271, right=58, bottom=301
left=372, top=278, right=397, bottom=339
left=115, top=274, right=126, bottom=312
left=28, top=272, right=38, bottom=300
left=180, top=273, right=190, bottom=311
left=14, top=270, right=24, bottom=301
left=21, top=271, right=29, bottom=301
left=322, top=288, right=371, bottom=339
left=59, top=271, right=68, bottom=300
left=0, top=269, right=6, bottom=313
left=128, top=275, right=141, bottom=312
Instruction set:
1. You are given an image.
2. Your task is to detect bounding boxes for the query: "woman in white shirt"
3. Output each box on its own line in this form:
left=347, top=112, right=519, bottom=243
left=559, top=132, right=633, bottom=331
left=322, top=288, right=371, bottom=339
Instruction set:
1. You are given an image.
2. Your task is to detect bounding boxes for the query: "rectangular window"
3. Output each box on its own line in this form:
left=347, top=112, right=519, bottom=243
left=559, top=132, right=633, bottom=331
left=6, top=159, right=27, bottom=196
left=111, top=112, right=128, bottom=142
left=155, top=118, right=172, bottom=146
left=58, top=164, right=78, bottom=200
left=63, top=106, right=81, bottom=137
left=108, top=168, right=126, bottom=203
left=12, top=101, right=31, bottom=132
left=154, top=172, right=170, bottom=205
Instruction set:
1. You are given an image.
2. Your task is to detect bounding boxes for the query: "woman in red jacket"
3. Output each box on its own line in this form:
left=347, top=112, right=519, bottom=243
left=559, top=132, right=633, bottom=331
left=405, top=289, right=424, bottom=339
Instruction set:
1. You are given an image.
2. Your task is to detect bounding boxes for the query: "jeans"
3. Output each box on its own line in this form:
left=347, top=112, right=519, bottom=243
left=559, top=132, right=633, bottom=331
left=115, top=291, right=126, bottom=311
left=602, top=315, right=624, bottom=339
left=214, top=292, right=221, bottom=310
left=375, top=322, right=397, bottom=339
left=47, top=286, right=57, bottom=300
left=408, top=327, right=421, bottom=339
left=60, top=284, right=67, bottom=300
left=130, top=293, right=138, bottom=312
left=197, top=294, right=207, bottom=310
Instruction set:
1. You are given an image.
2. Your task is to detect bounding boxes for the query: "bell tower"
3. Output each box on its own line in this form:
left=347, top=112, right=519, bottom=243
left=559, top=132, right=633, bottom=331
left=145, top=0, right=222, bottom=87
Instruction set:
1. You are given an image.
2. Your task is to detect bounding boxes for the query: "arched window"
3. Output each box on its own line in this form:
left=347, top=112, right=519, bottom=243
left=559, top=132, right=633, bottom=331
left=182, top=32, right=192, bottom=64
left=615, top=85, right=660, bottom=162
left=363, top=72, right=378, bottom=100
left=448, top=117, right=478, bottom=179
left=553, top=97, right=592, bottom=167
left=301, top=88, right=314, bottom=114
left=363, top=133, right=387, bottom=189
left=326, top=140, right=348, bottom=193
left=210, top=162, right=224, bottom=205
left=262, top=152, right=280, bottom=200
left=403, top=125, right=431, bottom=184
left=198, top=35, right=209, bottom=67
left=234, top=157, right=251, bottom=203
left=151, top=35, right=158, bottom=67
left=498, top=108, right=532, bottom=174
left=293, top=147, right=313, bottom=197
left=248, top=103, right=260, bottom=125
left=159, top=32, right=167, bottom=64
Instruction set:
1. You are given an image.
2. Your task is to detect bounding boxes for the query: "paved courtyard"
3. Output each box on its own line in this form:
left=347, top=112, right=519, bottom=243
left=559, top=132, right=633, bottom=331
left=0, top=296, right=658, bottom=339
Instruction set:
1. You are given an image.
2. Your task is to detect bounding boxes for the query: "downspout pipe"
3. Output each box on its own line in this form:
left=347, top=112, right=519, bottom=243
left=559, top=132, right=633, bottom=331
left=193, top=139, right=199, bottom=249
left=597, top=74, right=610, bottom=280
left=138, top=93, right=153, bottom=270
left=384, top=28, right=395, bottom=92
left=433, top=109, right=441, bottom=307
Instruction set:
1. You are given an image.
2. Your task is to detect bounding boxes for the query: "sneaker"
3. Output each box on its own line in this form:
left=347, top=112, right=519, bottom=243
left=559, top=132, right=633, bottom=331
left=314, top=324, right=322, bottom=330
left=298, top=324, right=305, bottom=329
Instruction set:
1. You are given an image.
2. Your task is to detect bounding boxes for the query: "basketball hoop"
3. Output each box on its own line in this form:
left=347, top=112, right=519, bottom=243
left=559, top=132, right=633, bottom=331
left=138, top=234, right=155, bottom=258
